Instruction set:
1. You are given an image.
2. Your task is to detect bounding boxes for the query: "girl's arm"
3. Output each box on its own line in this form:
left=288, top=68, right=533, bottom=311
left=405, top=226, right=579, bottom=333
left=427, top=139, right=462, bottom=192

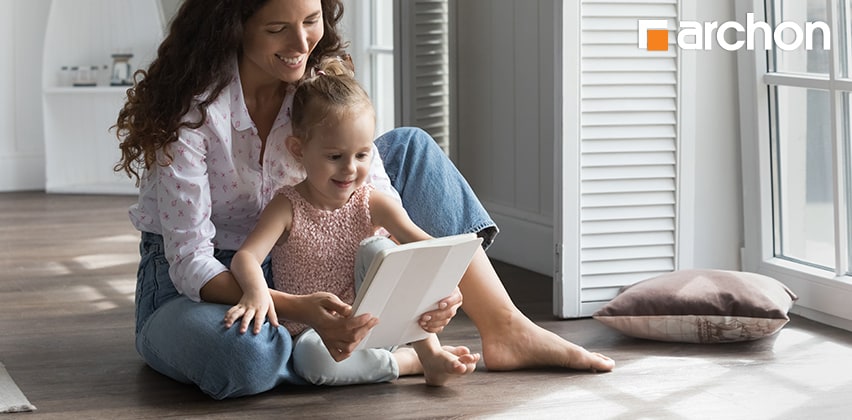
left=369, top=191, right=464, bottom=333
left=271, top=290, right=378, bottom=361
left=368, top=191, right=432, bottom=244
left=222, top=194, right=293, bottom=334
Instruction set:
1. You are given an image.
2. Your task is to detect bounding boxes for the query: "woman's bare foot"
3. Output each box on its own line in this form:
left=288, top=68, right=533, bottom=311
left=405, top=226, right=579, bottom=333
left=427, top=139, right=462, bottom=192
left=480, top=313, right=614, bottom=372
left=457, top=248, right=614, bottom=373
left=418, top=345, right=480, bottom=386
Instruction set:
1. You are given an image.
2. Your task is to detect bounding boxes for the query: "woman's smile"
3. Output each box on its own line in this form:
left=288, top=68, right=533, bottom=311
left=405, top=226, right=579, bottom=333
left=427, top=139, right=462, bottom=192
left=275, top=53, right=306, bottom=68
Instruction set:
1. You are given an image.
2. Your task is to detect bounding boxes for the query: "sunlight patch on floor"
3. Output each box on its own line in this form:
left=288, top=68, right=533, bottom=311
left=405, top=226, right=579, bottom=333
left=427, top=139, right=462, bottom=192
left=106, top=278, right=136, bottom=299
left=67, top=285, right=118, bottom=311
left=771, top=328, right=816, bottom=352
left=72, top=253, right=139, bottom=270
left=485, top=387, right=630, bottom=419
left=33, top=261, right=71, bottom=276
left=673, top=378, right=810, bottom=419
left=770, top=340, right=852, bottom=392
left=606, top=356, right=731, bottom=402
left=89, top=233, right=139, bottom=244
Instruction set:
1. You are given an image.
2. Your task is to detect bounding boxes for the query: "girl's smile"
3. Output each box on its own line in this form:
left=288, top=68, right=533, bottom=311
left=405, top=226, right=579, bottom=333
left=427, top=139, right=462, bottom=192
left=288, top=108, right=376, bottom=210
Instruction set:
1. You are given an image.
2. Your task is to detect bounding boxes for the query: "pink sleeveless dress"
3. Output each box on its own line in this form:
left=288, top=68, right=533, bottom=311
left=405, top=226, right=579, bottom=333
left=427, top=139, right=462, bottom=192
left=271, top=184, right=379, bottom=335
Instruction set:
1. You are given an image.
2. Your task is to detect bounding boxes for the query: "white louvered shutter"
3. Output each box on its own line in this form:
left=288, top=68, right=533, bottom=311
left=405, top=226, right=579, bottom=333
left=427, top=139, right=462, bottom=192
left=395, top=0, right=451, bottom=153
left=558, top=0, right=681, bottom=317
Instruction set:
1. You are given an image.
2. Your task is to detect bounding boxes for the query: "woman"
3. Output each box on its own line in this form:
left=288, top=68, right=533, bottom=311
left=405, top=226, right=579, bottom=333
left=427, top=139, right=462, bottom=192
left=115, top=0, right=613, bottom=400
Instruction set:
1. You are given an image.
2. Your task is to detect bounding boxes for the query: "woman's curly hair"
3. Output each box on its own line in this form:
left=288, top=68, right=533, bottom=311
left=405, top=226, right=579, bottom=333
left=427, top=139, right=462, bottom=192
left=113, top=0, right=346, bottom=183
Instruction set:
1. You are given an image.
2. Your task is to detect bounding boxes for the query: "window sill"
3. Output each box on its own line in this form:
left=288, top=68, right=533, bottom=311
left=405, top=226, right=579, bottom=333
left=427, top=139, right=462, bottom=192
left=757, top=257, right=852, bottom=332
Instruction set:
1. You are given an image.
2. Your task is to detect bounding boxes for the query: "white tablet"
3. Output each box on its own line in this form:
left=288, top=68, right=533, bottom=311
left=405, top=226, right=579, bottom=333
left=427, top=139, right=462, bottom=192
left=351, top=233, right=483, bottom=350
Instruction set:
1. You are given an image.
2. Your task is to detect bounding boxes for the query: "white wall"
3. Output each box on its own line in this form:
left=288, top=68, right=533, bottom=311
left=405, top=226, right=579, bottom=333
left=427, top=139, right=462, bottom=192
left=455, top=0, right=743, bottom=271
left=1, top=0, right=50, bottom=192
left=689, top=0, right=743, bottom=269
left=159, top=0, right=181, bottom=27
left=456, top=0, right=557, bottom=274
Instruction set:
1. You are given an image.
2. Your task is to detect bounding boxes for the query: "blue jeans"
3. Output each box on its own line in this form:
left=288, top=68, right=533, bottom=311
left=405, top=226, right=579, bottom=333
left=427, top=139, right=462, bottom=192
left=375, top=127, right=498, bottom=248
left=134, top=127, right=497, bottom=399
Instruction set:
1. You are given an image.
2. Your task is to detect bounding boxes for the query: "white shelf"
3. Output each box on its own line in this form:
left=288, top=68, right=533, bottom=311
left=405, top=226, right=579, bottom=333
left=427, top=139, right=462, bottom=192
left=42, top=0, right=164, bottom=195
left=44, top=86, right=133, bottom=95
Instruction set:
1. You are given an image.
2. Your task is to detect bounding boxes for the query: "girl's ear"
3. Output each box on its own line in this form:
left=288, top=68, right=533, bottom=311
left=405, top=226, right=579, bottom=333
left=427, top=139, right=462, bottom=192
left=285, top=136, right=304, bottom=161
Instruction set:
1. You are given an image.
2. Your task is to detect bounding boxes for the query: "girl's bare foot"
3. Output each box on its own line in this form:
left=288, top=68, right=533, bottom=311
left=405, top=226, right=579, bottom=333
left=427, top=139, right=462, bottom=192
left=480, top=313, right=614, bottom=372
left=419, top=345, right=480, bottom=386
left=393, top=347, right=423, bottom=376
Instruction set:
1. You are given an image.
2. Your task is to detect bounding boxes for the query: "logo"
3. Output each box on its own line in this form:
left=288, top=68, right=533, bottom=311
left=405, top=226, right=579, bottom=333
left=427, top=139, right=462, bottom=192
left=638, top=20, right=670, bottom=51
left=638, top=13, right=831, bottom=51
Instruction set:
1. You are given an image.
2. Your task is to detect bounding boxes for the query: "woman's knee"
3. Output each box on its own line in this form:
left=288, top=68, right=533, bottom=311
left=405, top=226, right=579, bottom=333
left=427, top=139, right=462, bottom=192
left=201, top=327, right=295, bottom=398
left=140, top=299, right=297, bottom=399
left=376, top=127, right=441, bottom=160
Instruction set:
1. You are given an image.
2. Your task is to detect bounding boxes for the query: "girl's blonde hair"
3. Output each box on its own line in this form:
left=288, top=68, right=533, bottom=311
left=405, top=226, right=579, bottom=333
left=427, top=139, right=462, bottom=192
left=291, top=56, right=374, bottom=141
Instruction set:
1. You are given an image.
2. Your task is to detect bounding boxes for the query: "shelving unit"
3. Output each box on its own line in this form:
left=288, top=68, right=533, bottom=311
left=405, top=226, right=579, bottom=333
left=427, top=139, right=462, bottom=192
left=42, top=0, right=164, bottom=194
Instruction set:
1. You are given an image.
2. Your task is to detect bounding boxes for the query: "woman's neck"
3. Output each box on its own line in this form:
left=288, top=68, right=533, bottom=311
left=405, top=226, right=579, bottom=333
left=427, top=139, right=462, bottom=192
left=238, top=60, right=288, bottom=144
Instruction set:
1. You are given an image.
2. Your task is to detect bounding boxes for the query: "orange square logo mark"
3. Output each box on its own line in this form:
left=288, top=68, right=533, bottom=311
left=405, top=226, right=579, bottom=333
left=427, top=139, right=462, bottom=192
left=647, top=29, right=669, bottom=51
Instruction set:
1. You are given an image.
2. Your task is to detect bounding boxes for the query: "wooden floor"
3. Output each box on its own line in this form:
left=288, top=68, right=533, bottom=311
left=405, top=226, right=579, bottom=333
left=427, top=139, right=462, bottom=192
left=2, top=192, right=852, bottom=419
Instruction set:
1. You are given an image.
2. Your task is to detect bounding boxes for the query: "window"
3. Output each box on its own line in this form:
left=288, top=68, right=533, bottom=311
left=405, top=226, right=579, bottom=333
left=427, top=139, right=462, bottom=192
left=345, top=0, right=396, bottom=137
left=739, top=0, right=852, bottom=330
left=345, top=0, right=451, bottom=153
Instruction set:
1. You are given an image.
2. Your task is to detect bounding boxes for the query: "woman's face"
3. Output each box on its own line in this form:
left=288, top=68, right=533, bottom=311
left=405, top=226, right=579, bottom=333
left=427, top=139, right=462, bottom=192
left=242, top=0, right=325, bottom=84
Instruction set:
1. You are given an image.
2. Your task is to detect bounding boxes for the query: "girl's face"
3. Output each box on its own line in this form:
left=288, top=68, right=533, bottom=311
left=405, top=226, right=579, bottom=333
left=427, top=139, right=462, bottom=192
left=290, top=108, right=376, bottom=210
left=242, top=0, right=324, bottom=84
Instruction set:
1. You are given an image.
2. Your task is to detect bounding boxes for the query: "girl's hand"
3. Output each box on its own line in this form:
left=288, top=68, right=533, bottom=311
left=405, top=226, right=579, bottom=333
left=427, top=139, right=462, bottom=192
left=298, top=292, right=378, bottom=362
left=224, top=288, right=279, bottom=335
left=418, top=287, right=462, bottom=333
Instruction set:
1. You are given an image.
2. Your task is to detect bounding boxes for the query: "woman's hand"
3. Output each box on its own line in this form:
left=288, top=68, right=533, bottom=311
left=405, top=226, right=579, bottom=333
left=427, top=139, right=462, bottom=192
left=296, top=292, right=378, bottom=362
left=418, top=287, right=463, bottom=333
left=223, top=288, right=279, bottom=335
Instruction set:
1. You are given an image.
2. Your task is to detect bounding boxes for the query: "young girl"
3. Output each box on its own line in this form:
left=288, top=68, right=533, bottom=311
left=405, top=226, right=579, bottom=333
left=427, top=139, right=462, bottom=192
left=223, top=58, right=480, bottom=386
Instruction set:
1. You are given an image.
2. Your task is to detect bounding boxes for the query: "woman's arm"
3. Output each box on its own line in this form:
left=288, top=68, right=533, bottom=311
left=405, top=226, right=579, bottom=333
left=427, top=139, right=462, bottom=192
left=157, top=122, right=231, bottom=303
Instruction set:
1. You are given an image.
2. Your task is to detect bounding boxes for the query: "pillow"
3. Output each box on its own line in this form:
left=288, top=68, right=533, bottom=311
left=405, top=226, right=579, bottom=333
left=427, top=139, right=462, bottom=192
left=592, top=269, right=798, bottom=343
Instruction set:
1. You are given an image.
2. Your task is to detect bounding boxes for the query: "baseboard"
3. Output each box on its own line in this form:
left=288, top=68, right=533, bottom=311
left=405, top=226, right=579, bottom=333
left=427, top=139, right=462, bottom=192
left=791, top=306, right=852, bottom=333
left=485, top=209, right=554, bottom=276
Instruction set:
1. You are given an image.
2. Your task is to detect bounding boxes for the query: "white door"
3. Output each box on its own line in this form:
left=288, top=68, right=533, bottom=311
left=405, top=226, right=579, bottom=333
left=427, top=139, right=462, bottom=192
left=553, top=0, right=686, bottom=318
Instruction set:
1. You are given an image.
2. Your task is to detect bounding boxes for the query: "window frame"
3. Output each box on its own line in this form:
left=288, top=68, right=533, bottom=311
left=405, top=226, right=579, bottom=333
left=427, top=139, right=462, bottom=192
left=737, top=0, right=852, bottom=331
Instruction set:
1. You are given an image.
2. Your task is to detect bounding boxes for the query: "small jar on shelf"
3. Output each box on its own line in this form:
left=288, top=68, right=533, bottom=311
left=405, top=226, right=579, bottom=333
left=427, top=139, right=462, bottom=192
left=57, top=66, right=73, bottom=87
left=72, top=65, right=99, bottom=87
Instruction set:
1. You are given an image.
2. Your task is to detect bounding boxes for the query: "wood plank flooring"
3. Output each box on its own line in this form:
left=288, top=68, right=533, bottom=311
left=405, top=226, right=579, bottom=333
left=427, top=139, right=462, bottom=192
left=2, top=192, right=851, bottom=419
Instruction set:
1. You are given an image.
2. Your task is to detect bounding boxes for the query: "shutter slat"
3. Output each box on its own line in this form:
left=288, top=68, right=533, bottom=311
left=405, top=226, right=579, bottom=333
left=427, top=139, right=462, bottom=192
left=582, top=191, right=676, bottom=207
left=582, top=205, right=676, bottom=221
left=582, top=231, right=675, bottom=249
